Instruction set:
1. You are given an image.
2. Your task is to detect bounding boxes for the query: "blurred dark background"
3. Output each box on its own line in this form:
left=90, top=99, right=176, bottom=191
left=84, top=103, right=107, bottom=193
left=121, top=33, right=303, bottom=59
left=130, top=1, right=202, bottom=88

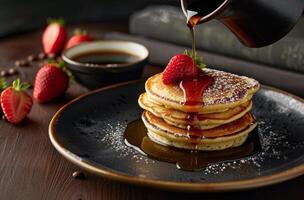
left=1, top=0, right=304, bottom=96
left=0, top=0, right=178, bottom=37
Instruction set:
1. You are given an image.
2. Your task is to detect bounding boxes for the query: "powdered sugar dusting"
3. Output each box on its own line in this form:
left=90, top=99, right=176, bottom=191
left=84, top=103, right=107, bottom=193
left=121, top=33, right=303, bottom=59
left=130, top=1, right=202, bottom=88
left=203, top=68, right=260, bottom=106
left=73, top=118, right=154, bottom=164
left=71, top=110, right=304, bottom=177
left=202, top=119, right=304, bottom=175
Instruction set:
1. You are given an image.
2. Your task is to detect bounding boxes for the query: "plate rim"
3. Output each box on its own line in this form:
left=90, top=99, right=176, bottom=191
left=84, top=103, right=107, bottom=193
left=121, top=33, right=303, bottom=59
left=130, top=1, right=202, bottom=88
left=48, top=80, right=304, bottom=192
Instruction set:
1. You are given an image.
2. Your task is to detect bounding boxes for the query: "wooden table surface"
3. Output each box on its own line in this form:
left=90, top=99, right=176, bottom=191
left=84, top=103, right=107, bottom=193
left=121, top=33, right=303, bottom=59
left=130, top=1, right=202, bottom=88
left=0, top=21, right=303, bottom=200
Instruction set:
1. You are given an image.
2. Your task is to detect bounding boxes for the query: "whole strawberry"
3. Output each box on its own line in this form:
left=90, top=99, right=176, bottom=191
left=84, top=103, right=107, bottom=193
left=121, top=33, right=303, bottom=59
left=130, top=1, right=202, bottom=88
left=33, top=62, right=69, bottom=103
left=162, top=54, right=197, bottom=85
left=162, top=51, right=207, bottom=85
left=42, top=18, right=67, bottom=55
left=65, top=29, right=93, bottom=49
left=1, top=79, right=32, bottom=124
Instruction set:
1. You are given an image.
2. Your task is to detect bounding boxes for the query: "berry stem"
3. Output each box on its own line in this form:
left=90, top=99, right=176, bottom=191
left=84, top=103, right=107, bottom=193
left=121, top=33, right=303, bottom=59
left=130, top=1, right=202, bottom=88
left=12, top=79, right=31, bottom=92
left=47, top=18, right=65, bottom=26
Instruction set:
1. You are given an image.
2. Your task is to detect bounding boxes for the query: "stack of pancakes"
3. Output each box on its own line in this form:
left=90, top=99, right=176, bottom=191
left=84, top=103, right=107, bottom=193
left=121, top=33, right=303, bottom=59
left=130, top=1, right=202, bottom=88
left=138, top=69, right=260, bottom=151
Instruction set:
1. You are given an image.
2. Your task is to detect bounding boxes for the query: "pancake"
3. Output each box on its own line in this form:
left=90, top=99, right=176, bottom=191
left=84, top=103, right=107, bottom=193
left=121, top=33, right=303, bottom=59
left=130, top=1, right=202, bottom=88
left=142, top=111, right=257, bottom=151
left=143, top=111, right=256, bottom=138
left=139, top=92, right=252, bottom=129
left=145, top=69, right=260, bottom=113
left=147, top=129, right=251, bottom=151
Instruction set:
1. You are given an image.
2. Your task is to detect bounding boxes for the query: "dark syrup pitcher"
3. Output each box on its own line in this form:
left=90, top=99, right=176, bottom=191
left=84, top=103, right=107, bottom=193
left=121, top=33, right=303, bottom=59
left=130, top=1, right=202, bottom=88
left=181, top=0, right=304, bottom=47
left=124, top=119, right=261, bottom=171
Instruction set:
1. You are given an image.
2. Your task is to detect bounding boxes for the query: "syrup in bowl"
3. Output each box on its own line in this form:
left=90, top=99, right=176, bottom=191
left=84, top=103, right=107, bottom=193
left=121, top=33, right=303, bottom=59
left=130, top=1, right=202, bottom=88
left=71, top=51, right=141, bottom=67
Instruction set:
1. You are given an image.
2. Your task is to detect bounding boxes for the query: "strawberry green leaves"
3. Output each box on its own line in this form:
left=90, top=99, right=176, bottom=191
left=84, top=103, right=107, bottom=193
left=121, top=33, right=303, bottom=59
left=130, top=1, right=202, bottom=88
left=184, top=49, right=207, bottom=70
left=12, top=79, right=31, bottom=92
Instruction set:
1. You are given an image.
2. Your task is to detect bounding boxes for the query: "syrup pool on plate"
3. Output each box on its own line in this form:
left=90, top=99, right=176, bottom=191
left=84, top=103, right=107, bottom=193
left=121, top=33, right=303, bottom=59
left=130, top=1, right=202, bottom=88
left=124, top=119, right=261, bottom=171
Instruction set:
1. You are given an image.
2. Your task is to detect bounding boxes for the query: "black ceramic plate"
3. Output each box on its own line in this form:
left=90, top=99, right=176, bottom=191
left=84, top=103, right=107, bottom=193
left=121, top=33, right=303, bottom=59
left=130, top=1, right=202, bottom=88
left=49, top=81, right=304, bottom=192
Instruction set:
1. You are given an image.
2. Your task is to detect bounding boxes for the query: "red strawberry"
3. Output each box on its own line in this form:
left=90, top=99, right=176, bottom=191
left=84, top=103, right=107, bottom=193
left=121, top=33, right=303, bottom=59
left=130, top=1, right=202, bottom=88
left=42, top=18, right=67, bottom=55
left=65, top=29, right=93, bottom=49
left=33, top=63, right=69, bottom=103
left=162, top=54, right=198, bottom=85
left=1, top=79, right=33, bottom=124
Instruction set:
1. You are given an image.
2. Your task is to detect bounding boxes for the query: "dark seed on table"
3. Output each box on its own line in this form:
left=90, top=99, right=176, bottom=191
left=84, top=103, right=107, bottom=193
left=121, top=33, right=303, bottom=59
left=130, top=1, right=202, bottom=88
left=27, top=56, right=34, bottom=62
left=0, top=70, right=7, bottom=77
left=15, top=60, right=21, bottom=67
left=8, top=68, right=18, bottom=75
left=15, top=60, right=29, bottom=67
left=22, top=61, right=29, bottom=67
left=27, top=54, right=38, bottom=62
left=38, top=52, right=46, bottom=60
left=72, top=171, right=86, bottom=180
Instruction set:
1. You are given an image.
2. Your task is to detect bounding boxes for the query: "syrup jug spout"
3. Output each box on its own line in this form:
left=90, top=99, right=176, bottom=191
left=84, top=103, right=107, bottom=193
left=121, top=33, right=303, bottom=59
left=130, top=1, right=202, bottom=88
left=181, top=0, right=304, bottom=47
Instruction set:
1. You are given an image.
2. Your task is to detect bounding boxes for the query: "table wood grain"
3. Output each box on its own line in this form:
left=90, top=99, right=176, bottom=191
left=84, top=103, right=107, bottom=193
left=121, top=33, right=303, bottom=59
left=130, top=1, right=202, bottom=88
left=0, top=21, right=303, bottom=200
